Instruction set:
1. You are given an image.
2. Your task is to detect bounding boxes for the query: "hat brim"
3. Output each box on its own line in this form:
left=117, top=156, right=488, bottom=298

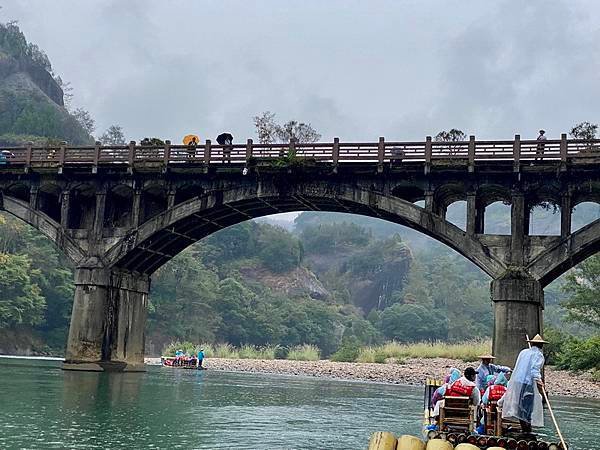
left=478, top=354, right=496, bottom=359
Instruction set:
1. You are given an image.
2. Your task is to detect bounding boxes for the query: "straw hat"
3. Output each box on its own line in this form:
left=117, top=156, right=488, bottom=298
left=527, top=334, right=548, bottom=344
left=478, top=354, right=496, bottom=360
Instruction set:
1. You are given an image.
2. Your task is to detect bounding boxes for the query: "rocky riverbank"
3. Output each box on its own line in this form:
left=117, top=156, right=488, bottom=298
left=145, top=357, right=600, bottom=399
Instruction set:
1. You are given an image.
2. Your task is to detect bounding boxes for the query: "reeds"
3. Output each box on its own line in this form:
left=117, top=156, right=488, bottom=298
left=356, top=340, right=490, bottom=363
left=285, top=344, right=321, bottom=361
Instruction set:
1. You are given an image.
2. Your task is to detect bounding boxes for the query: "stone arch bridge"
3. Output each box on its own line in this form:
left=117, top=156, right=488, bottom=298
left=1, top=135, right=600, bottom=370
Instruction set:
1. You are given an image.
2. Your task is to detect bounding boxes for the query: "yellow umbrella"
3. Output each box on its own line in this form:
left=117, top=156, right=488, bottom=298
left=183, top=134, right=200, bottom=145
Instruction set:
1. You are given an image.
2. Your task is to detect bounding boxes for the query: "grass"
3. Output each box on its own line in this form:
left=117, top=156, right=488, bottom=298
left=286, top=344, right=320, bottom=361
left=162, top=340, right=490, bottom=363
left=356, top=340, right=490, bottom=363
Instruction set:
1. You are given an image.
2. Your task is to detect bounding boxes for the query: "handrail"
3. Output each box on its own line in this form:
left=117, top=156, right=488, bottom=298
left=1, top=135, right=598, bottom=170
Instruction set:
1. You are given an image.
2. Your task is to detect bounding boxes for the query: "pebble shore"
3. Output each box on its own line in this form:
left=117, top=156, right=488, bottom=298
left=145, top=357, right=600, bottom=399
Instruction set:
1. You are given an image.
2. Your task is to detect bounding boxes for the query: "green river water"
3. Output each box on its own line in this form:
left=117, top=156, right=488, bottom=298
left=0, top=358, right=598, bottom=449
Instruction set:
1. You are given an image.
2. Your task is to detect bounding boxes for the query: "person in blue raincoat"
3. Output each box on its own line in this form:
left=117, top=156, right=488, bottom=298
left=197, top=349, right=205, bottom=369
left=501, top=334, right=547, bottom=433
left=475, top=353, right=511, bottom=393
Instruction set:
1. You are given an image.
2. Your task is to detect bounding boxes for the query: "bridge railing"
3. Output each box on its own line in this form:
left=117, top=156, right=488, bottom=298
left=2, top=135, right=600, bottom=171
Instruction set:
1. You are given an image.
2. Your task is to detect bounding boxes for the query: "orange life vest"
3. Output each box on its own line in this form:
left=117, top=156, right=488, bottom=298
left=446, top=379, right=475, bottom=397
left=488, top=384, right=507, bottom=401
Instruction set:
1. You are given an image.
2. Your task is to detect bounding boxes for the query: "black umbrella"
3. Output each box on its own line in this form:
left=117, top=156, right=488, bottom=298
left=216, top=133, right=233, bottom=145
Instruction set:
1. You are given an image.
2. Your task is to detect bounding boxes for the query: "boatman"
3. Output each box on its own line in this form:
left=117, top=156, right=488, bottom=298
left=476, top=353, right=511, bottom=393
left=501, top=334, right=547, bottom=433
left=197, top=348, right=205, bottom=369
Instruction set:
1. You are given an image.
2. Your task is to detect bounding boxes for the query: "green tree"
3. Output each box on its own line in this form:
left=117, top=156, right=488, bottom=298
left=99, top=125, right=126, bottom=145
left=0, top=253, right=45, bottom=327
left=378, top=303, right=448, bottom=342
left=570, top=121, right=598, bottom=140
left=562, top=255, right=600, bottom=328
left=257, top=225, right=303, bottom=273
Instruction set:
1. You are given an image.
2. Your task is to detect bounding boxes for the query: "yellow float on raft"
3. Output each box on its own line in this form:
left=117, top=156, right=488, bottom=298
left=425, top=439, right=453, bottom=450
left=367, top=433, right=428, bottom=450
left=454, top=444, right=479, bottom=450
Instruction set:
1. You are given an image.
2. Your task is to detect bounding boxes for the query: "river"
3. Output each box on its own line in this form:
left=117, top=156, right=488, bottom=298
left=0, top=358, right=598, bottom=449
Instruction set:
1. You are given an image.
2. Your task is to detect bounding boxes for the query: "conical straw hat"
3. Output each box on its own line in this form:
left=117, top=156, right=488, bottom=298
left=526, top=334, right=548, bottom=344
left=478, top=354, right=496, bottom=359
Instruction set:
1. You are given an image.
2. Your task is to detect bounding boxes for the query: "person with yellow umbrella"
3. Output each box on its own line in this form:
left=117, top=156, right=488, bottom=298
left=183, top=134, right=200, bottom=159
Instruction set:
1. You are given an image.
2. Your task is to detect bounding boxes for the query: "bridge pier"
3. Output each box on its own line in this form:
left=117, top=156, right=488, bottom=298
left=63, top=266, right=149, bottom=372
left=491, top=271, right=543, bottom=366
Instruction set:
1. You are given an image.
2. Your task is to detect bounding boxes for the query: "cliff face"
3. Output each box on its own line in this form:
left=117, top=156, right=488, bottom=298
left=0, top=54, right=64, bottom=106
left=0, top=51, right=91, bottom=145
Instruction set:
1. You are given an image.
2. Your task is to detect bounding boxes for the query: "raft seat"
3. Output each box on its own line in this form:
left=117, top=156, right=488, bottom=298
left=484, top=400, right=502, bottom=436
left=439, top=396, right=474, bottom=433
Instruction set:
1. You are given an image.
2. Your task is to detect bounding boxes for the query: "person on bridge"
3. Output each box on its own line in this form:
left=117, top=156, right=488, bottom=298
left=535, top=129, right=547, bottom=161
left=501, top=334, right=547, bottom=433
left=217, top=132, right=234, bottom=163
left=475, top=353, right=511, bottom=393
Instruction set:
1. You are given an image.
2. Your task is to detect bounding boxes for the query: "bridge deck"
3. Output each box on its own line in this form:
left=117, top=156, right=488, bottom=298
left=1, top=136, right=599, bottom=171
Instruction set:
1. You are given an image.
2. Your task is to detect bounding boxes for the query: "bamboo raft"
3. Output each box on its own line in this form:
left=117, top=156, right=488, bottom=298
left=160, top=356, right=206, bottom=370
left=367, top=379, right=567, bottom=450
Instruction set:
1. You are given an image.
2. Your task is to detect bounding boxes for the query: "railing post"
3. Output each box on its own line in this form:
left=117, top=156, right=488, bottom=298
left=128, top=140, right=136, bottom=173
left=289, top=138, right=296, bottom=157
left=58, top=141, right=66, bottom=174
left=512, top=134, right=521, bottom=173
left=204, top=139, right=212, bottom=165
left=377, top=136, right=385, bottom=173
left=92, top=141, right=100, bottom=174
left=468, top=135, right=475, bottom=172
left=424, top=136, right=432, bottom=175
left=25, top=141, right=32, bottom=173
left=332, top=137, right=340, bottom=173
left=163, top=139, right=171, bottom=171
left=560, top=133, right=568, bottom=172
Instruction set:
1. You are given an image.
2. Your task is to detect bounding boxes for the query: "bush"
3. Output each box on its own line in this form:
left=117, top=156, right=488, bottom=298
left=287, top=344, right=320, bottom=361
left=330, top=344, right=360, bottom=362
left=355, top=340, right=489, bottom=363
left=330, top=336, right=363, bottom=362
left=274, top=345, right=289, bottom=360
left=556, top=336, right=600, bottom=371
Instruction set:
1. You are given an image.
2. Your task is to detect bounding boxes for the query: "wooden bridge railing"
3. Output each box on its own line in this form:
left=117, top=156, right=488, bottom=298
left=1, top=134, right=600, bottom=172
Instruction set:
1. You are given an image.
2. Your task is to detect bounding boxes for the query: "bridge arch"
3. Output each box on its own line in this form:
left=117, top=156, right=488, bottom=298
left=528, top=217, right=600, bottom=286
left=105, top=181, right=506, bottom=278
left=0, top=193, right=85, bottom=264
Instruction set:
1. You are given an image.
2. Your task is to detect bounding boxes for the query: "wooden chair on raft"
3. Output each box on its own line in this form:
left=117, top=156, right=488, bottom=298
left=439, top=396, right=475, bottom=432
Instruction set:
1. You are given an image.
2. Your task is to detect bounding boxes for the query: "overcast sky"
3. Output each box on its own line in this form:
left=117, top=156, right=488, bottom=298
left=3, top=1, right=600, bottom=144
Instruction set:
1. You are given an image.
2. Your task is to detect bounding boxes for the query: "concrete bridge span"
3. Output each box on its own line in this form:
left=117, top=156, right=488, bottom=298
left=1, top=135, right=600, bottom=370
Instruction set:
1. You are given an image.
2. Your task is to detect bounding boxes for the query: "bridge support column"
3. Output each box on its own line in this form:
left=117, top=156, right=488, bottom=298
left=63, top=266, right=149, bottom=372
left=491, top=271, right=543, bottom=367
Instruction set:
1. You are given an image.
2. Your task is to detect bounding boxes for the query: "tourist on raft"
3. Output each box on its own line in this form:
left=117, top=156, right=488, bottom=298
left=482, top=372, right=508, bottom=405
left=476, top=353, right=511, bottom=393
left=501, top=334, right=547, bottom=433
left=433, top=367, right=480, bottom=417
left=431, top=368, right=460, bottom=405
